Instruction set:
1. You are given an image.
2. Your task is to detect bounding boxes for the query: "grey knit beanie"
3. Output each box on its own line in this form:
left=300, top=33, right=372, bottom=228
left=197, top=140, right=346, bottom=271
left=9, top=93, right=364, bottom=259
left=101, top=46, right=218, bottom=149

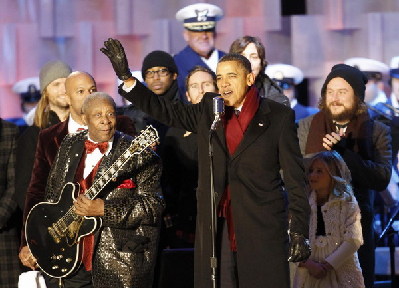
left=39, top=60, right=72, bottom=93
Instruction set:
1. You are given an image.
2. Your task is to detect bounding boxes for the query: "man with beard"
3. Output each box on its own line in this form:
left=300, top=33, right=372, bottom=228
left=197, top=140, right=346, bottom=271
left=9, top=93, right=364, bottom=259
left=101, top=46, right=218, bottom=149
left=16, top=61, right=72, bottom=212
left=297, top=64, right=392, bottom=288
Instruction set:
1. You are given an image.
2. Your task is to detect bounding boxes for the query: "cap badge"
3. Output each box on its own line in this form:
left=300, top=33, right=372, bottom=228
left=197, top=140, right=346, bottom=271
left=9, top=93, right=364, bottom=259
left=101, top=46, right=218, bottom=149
left=195, top=9, right=209, bottom=22
left=274, top=71, right=284, bottom=80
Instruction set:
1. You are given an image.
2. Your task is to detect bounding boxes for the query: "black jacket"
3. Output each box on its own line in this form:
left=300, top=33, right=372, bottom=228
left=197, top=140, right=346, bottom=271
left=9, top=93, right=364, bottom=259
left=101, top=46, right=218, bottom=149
left=119, top=81, right=310, bottom=288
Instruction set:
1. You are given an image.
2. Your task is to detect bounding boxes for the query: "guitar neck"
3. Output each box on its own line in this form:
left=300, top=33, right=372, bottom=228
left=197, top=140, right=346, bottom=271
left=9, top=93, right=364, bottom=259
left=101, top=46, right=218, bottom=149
left=85, top=126, right=158, bottom=200
left=85, top=143, right=137, bottom=200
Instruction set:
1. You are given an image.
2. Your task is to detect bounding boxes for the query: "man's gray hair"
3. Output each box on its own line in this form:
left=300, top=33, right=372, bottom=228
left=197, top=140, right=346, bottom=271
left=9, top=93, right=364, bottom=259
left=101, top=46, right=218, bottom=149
left=81, top=92, right=116, bottom=114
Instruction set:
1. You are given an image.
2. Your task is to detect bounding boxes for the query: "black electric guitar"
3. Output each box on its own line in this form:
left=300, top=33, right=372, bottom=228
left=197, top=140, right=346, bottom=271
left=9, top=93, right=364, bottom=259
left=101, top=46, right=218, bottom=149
left=25, top=126, right=159, bottom=278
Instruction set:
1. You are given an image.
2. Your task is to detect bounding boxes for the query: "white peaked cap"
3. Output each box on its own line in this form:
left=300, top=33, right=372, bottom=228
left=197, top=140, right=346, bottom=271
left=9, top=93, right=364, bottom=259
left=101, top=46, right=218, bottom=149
left=265, top=64, right=304, bottom=85
left=390, top=56, right=399, bottom=69
left=12, top=77, right=40, bottom=94
left=344, top=57, right=389, bottom=74
left=176, top=3, right=224, bottom=31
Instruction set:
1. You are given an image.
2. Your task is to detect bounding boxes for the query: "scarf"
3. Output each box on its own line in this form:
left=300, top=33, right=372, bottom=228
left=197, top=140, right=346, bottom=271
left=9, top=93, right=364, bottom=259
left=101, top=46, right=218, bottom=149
left=218, top=86, right=260, bottom=251
left=305, top=110, right=373, bottom=160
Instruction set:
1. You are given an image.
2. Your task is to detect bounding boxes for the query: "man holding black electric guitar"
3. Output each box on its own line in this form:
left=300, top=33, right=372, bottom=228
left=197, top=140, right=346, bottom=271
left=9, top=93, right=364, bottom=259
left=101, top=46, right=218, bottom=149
left=19, top=92, right=163, bottom=288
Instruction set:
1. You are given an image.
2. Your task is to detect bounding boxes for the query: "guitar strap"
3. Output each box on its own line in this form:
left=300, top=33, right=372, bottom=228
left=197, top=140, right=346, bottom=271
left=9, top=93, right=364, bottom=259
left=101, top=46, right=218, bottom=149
left=74, top=149, right=103, bottom=272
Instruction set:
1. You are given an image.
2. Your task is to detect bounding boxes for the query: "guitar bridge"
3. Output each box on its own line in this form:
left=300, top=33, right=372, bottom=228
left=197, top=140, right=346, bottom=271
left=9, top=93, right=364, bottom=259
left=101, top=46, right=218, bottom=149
left=67, top=218, right=84, bottom=246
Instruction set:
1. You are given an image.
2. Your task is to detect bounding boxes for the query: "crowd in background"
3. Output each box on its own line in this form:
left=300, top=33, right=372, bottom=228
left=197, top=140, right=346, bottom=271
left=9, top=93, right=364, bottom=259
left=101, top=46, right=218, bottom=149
left=1, top=2, right=399, bottom=288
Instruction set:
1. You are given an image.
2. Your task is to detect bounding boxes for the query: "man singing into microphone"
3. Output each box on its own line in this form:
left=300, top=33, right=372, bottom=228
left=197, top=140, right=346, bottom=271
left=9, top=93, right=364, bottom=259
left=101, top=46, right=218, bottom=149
left=101, top=38, right=310, bottom=288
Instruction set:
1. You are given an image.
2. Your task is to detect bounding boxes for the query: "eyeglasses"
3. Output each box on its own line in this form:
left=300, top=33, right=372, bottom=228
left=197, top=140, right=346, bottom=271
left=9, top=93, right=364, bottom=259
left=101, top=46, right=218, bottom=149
left=145, top=68, right=170, bottom=79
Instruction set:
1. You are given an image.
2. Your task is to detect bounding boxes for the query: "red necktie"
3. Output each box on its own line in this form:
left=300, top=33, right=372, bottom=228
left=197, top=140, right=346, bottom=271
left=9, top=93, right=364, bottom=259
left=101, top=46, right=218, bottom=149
left=84, top=140, right=109, bottom=154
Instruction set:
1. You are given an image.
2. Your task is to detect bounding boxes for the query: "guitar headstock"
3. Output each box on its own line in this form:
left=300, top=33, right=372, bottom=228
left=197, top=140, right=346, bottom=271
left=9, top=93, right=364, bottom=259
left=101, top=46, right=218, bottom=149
left=131, top=125, right=159, bottom=154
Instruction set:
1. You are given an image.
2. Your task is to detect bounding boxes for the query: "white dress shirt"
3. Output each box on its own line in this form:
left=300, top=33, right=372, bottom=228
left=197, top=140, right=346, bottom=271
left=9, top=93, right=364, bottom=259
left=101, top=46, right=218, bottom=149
left=201, top=49, right=219, bottom=73
left=83, top=136, right=113, bottom=179
left=68, top=116, right=87, bottom=134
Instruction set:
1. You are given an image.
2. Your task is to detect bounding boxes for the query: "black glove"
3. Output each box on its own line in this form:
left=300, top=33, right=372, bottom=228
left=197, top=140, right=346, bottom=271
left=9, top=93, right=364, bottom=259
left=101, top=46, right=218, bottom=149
left=100, top=38, right=132, bottom=81
left=288, top=232, right=311, bottom=262
left=332, top=136, right=347, bottom=154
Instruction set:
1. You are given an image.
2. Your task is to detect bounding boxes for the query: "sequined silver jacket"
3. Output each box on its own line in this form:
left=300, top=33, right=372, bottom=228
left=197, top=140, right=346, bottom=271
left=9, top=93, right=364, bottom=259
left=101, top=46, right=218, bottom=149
left=46, top=131, right=164, bottom=288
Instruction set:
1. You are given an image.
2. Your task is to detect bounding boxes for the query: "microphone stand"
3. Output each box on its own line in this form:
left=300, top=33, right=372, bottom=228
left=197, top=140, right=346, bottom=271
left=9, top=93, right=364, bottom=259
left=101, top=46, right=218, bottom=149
left=208, top=116, right=221, bottom=288
left=378, top=204, right=399, bottom=288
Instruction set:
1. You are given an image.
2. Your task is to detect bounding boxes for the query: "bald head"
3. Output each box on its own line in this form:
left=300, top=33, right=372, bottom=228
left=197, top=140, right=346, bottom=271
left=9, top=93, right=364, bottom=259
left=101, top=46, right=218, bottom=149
left=65, top=71, right=97, bottom=124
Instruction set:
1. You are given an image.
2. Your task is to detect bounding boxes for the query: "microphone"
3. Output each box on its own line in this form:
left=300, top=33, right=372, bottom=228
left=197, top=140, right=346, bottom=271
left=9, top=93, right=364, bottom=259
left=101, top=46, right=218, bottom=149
left=211, top=96, right=225, bottom=130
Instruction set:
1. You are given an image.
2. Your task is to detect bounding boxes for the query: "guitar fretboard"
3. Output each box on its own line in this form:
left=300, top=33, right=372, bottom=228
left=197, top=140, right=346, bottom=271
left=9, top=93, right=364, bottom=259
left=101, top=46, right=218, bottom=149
left=59, top=126, right=158, bottom=227
left=86, top=126, right=158, bottom=200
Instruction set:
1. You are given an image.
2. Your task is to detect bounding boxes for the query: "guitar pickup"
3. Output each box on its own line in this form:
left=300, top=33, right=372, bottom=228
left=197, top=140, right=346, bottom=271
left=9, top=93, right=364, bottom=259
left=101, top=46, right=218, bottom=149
left=48, top=227, right=61, bottom=244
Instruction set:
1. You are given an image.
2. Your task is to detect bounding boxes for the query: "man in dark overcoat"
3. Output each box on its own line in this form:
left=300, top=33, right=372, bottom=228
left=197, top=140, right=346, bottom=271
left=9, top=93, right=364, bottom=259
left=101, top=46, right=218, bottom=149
left=101, top=39, right=311, bottom=288
left=0, top=118, right=20, bottom=287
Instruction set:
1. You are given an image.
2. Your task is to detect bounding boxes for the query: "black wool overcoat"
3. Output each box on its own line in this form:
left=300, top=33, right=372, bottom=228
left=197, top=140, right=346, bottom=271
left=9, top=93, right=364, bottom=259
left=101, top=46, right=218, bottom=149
left=120, top=81, right=310, bottom=288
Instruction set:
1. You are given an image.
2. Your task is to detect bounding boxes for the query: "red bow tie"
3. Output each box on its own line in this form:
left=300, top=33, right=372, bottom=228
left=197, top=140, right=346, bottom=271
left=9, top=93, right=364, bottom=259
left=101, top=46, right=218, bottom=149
left=84, top=140, right=109, bottom=154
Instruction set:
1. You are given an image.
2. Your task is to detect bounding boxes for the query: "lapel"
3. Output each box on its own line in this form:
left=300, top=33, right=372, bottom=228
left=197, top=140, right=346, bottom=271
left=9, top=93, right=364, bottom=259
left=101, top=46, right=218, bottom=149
left=230, top=100, right=271, bottom=161
left=212, top=122, right=227, bottom=154
left=53, top=120, right=69, bottom=148
left=65, top=137, right=85, bottom=183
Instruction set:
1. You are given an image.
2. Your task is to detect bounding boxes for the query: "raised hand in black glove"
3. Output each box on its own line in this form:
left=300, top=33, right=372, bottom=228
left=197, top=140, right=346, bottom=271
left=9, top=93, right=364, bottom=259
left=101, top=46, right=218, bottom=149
left=100, top=38, right=132, bottom=81
left=288, top=232, right=311, bottom=262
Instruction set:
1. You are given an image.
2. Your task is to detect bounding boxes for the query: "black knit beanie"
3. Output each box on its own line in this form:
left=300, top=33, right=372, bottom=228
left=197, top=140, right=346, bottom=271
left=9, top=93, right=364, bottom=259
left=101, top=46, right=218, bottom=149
left=141, top=50, right=178, bottom=78
left=321, top=64, right=368, bottom=101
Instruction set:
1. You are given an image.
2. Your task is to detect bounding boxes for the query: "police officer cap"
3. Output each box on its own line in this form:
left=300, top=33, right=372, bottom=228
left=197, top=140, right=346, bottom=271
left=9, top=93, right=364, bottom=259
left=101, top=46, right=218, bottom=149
left=344, top=57, right=389, bottom=81
left=176, top=3, right=224, bottom=32
left=12, top=77, right=41, bottom=103
left=265, top=64, right=304, bottom=89
left=390, top=56, right=399, bottom=79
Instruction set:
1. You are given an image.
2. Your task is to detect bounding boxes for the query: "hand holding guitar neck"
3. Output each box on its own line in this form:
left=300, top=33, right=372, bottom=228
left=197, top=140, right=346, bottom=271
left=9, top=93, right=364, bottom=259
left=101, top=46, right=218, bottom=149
left=73, top=195, right=104, bottom=216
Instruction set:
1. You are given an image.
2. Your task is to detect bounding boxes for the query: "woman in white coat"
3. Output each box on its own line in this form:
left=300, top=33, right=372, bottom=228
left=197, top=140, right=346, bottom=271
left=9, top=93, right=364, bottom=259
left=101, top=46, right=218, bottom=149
left=294, top=151, right=365, bottom=288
